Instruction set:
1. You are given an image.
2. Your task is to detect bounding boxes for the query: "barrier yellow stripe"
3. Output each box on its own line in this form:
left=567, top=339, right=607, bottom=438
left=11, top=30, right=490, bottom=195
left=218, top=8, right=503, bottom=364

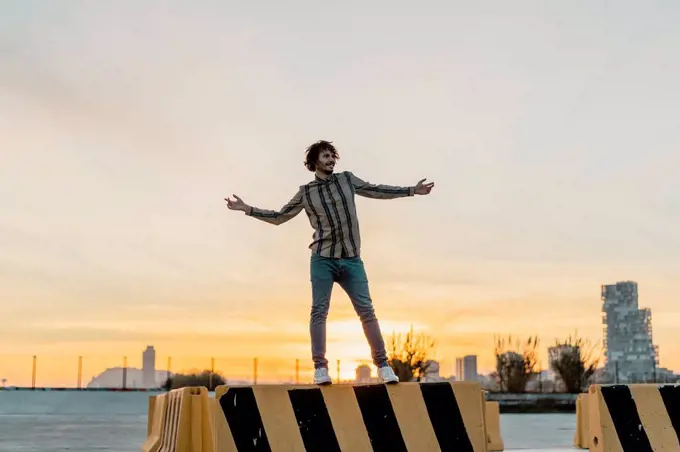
left=485, top=401, right=504, bottom=451
left=386, top=383, right=440, bottom=450
left=147, top=395, right=157, bottom=438
left=573, top=393, right=590, bottom=449
left=321, top=385, right=373, bottom=451
left=452, top=381, right=487, bottom=451
left=630, top=384, right=680, bottom=451
left=253, top=385, right=306, bottom=451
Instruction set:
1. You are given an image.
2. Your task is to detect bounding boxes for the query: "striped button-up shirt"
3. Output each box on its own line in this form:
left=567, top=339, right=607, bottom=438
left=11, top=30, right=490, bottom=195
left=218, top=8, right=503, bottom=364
left=247, top=171, right=415, bottom=257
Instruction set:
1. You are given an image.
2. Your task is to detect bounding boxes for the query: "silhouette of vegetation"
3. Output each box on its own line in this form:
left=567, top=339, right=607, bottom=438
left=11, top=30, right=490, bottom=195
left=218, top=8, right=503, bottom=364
left=387, top=325, right=436, bottom=382
left=162, top=370, right=225, bottom=391
left=493, top=334, right=540, bottom=393
left=549, top=334, right=600, bottom=393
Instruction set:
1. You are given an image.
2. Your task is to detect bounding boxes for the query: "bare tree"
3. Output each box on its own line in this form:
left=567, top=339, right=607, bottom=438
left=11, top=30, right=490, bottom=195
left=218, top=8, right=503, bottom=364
left=162, top=370, right=225, bottom=391
left=388, top=325, right=436, bottom=382
left=549, top=334, right=600, bottom=393
left=493, top=334, right=540, bottom=393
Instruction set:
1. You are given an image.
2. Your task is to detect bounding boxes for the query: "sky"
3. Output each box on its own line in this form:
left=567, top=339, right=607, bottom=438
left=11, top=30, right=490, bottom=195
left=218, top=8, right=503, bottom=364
left=1, top=0, right=679, bottom=386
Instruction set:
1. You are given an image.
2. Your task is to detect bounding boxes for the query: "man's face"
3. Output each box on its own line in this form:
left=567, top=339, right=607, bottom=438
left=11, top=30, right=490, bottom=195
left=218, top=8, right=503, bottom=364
left=316, top=149, right=336, bottom=174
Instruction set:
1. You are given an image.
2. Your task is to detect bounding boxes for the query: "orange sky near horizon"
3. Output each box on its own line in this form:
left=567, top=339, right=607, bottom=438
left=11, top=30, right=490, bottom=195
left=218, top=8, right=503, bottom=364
left=3, top=268, right=680, bottom=387
left=2, top=2, right=680, bottom=387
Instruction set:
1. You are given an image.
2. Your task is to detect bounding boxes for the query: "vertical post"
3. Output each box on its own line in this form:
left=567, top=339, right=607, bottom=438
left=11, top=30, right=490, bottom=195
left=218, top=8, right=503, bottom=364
left=77, top=356, right=83, bottom=390
left=167, top=356, right=172, bottom=383
left=336, top=359, right=340, bottom=384
left=122, top=356, right=128, bottom=389
left=32, top=355, right=37, bottom=389
left=253, top=358, right=258, bottom=385
left=209, top=357, right=215, bottom=390
left=295, top=359, right=300, bottom=384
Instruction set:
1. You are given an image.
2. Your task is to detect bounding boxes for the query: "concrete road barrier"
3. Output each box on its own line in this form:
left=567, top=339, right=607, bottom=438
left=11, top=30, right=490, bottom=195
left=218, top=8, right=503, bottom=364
left=573, top=393, right=590, bottom=449
left=142, top=387, right=215, bottom=452
left=484, top=400, right=504, bottom=451
left=213, top=381, right=488, bottom=451
left=143, top=381, right=507, bottom=451
left=588, top=383, right=680, bottom=452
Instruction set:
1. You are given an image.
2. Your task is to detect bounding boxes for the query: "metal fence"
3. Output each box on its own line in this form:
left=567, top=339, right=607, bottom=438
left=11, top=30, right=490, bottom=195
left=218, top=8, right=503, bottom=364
left=5, top=353, right=672, bottom=391
left=1, top=353, right=438, bottom=389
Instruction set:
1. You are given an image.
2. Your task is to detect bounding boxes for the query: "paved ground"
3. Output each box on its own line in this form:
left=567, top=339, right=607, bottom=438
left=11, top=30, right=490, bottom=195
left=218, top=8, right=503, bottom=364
left=0, top=391, right=579, bottom=451
left=501, top=413, right=576, bottom=450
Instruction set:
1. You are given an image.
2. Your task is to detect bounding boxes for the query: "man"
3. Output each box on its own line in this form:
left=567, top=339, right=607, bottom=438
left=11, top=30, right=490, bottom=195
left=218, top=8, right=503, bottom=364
left=225, top=140, right=434, bottom=385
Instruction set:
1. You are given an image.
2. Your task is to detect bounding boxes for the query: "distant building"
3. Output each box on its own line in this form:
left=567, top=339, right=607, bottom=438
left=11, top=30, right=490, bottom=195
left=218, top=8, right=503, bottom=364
left=355, top=364, right=372, bottom=383
left=655, top=367, right=680, bottom=383
left=87, top=345, right=168, bottom=389
left=421, top=360, right=445, bottom=382
left=87, top=367, right=169, bottom=389
left=477, top=373, right=498, bottom=391
left=602, top=281, right=658, bottom=382
left=143, top=346, right=156, bottom=388
left=456, top=355, right=478, bottom=381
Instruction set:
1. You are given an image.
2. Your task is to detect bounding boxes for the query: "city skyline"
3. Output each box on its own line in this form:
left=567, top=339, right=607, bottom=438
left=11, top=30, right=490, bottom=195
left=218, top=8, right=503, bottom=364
left=2, top=276, right=677, bottom=389
left=2, top=2, right=680, bottom=385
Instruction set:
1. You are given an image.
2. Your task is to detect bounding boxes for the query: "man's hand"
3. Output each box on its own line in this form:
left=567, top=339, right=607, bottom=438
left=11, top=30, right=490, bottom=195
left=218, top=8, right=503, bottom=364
left=414, top=178, right=434, bottom=195
left=224, top=194, right=250, bottom=212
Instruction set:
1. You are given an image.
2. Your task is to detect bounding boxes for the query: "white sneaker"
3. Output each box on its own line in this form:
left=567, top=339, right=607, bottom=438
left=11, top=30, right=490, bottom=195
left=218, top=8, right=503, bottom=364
left=377, top=365, right=399, bottom=384
left=313, top=367, right=332, bottom=385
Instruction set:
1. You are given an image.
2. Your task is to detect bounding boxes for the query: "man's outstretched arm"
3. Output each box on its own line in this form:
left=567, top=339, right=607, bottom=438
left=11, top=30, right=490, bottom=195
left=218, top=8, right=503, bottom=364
left=225, top=188, right=304, bottom=225
left=346, top=171, right=434, bottom=199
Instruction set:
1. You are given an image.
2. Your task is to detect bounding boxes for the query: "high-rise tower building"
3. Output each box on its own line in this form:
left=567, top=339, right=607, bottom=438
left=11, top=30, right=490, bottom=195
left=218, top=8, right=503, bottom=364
left=455, top=355, right=478, bottom=381
left=602, top=281, right=658, bottom=382
left=142, top=345, right=156, bottom=388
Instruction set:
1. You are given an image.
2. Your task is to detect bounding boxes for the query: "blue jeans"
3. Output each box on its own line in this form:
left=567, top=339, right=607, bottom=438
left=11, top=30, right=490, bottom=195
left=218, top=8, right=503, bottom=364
left=309, top=254, right=389, bottom=369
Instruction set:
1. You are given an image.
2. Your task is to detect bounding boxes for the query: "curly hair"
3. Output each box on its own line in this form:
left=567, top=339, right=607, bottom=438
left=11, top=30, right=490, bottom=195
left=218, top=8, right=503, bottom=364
left=303, top=140, right=339, bottom=172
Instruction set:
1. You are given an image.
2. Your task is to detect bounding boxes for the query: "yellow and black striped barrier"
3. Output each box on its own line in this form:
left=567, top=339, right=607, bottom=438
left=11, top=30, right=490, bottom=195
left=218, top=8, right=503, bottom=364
left=588, top=383, right=680, bottom=452
left=214, top=381, right=487, bottom=451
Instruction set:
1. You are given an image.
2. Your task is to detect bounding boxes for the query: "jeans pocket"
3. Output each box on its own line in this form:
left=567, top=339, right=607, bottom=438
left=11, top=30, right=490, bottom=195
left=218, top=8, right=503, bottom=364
left=310, top=254, right=334, bottom=281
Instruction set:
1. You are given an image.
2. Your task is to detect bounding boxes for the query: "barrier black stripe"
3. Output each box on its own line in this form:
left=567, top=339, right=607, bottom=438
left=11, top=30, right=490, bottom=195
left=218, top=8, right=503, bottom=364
left=219, top=387, right=272, bottom=451
left=600, top=385, right=653, bottom=452
left=353, top=385, right=407, bottom=452
left=420, top=382, right=474, bottom=451
left=659, top=385, right=680, bottom=444
left=288, top=388, right=341, bottom=452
